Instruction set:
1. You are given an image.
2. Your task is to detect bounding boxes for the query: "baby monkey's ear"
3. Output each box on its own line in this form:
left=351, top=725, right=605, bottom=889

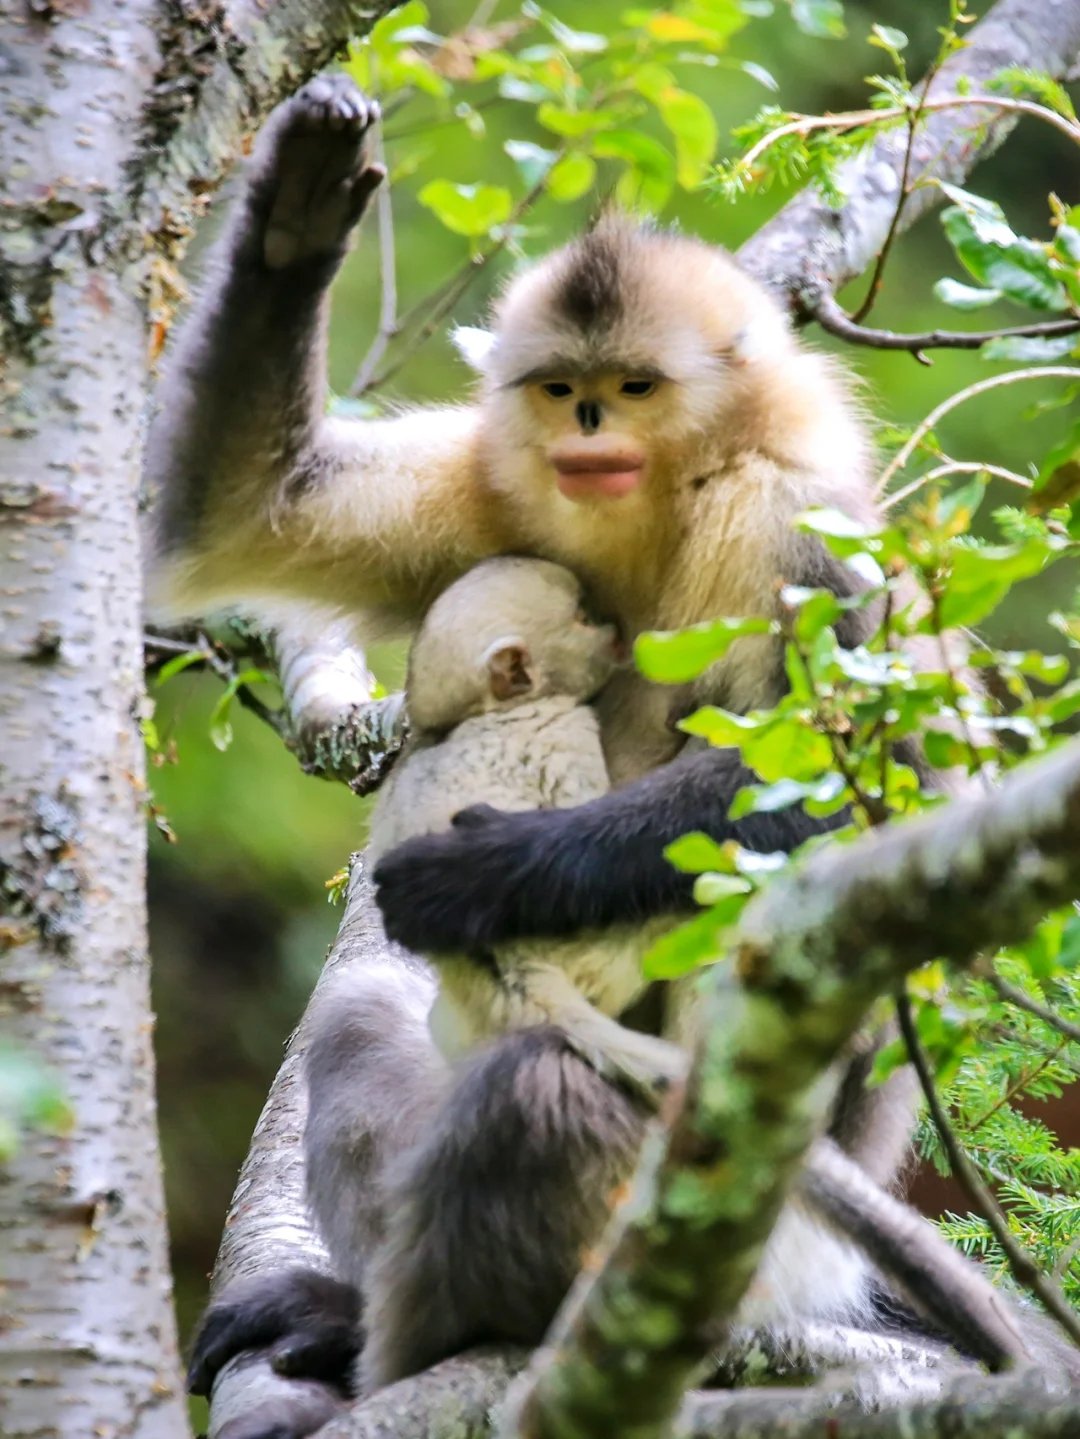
left=483, top=641, right=533, bottom=701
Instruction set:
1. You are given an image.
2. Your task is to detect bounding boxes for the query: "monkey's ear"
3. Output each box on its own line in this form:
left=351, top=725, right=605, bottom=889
left=483, top=641, right=533, bottom=701
left=451, top=325, right=497, bottom=373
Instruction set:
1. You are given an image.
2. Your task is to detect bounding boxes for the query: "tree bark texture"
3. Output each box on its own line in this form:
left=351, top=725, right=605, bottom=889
left=0, top=3, right=187, bottom=1434
left=0, top=0, right=393, bottom=1432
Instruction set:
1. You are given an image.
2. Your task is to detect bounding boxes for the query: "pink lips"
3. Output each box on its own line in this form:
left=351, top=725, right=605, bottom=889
left=551, top=451, right=645, bottom=502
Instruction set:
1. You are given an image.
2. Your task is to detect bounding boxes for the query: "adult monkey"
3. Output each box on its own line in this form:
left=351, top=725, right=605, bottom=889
left=152, top=75, right=983, bottom=1412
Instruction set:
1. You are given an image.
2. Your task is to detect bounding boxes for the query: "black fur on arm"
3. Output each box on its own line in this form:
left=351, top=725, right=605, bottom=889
left=147, top=76, right=384, bottom=555
left=373, top=745, right=846, bottom=955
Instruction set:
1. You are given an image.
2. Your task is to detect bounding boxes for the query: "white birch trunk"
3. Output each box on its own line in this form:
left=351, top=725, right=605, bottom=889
left=0, top=3, right=190, bottom=1434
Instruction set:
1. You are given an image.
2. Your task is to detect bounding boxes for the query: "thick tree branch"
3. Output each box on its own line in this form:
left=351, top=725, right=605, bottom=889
left=506, top=737, right=1080, bottom=1439
left=737, top=0, right=1080, bottom=311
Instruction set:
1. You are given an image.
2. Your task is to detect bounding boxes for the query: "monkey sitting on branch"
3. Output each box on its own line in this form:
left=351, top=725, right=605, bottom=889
left=191, top=557, right=1029, bottom=1405
left=153, top=76, right=1031, bottom=1428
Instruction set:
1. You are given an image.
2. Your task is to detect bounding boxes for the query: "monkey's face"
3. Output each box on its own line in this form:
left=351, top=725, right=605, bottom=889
left=467, top=215, right=793, bottom=515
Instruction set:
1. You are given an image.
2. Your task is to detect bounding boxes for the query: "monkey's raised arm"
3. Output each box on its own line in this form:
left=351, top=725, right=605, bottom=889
left=373, top=747, right=843, bottom=954
left=146, top=77, right=493, bottom=623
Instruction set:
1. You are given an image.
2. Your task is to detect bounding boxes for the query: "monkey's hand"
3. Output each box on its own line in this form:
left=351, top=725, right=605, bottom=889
left=251, top=76, right=385, bottom=271
left=187, top=1267, right=361, bottom=1400
left=373, top=801, right=682, bottom=953
left=374, top=748, right=845, bottom=953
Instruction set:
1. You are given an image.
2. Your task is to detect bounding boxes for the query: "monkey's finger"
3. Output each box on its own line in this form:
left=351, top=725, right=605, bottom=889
left=269, top=1326, right=361, bottom=1384
left=348, top=164, right=387, bottom=221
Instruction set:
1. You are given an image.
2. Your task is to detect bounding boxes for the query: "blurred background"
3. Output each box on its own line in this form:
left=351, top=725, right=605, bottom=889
left=147, top=0, right=1080, bottom=1349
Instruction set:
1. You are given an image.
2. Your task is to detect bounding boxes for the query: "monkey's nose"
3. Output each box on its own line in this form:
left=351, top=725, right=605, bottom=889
left=575, top=400, right=602, bottom=434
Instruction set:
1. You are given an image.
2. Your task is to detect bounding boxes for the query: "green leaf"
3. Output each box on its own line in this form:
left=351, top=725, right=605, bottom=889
left=625, top=4, right=749, bottom=48
left=504, top=140, right=556, bottom=187
left=656, top=87, right=719, bottom=189
left=933, top=278, right=1004, bottom=310
left=679, top=707, right=768, bottom=745
left=635, top=615, right=775, bottom=683
left=642, top=907, right=736, bottom=980
left=779, top=586, right=843, bottom=641
left=982, top=333, right=1079, bottom=363
left=155, top=648, right=206, bottom=685
left=590, top=130, right=676, bottom=210
left=869, top=23, right=907, bottom=52
left=940, top=186, right=1069, bottom=312
left=741, top=719, right=834, bottom=782
left=936, top=542, right=1054, bottom=628
left=664, top=831, right=733, bottom=874
left=693, top=872, right=752, bottom=906
left=545, top=151, right=596, bottom=202
left=729, top=772, right=847, bottom=818
left=791, top=0, right=846, bottom=39
left=417, top=181, right=513, bottom=237
left=522, top=2, right=608, bottom=53
left=739, top=60, right=778, bottom=91
left=1035, top=415, right=1080, bottom=493
left=538, top=103, right=627, bottom=137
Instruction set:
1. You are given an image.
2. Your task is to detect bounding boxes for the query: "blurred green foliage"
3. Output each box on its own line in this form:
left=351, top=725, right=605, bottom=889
left=150, top=0, right=1080, bottom=1344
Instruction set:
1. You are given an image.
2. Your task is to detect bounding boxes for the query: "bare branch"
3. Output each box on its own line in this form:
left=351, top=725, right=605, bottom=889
left=896, top=993, right=1080, bottom=1349
left=348, top=131, right=398, bottom=397
left=877, top=366, right=1080, bottom=499
left=812, top=294, right=1080, bottom=365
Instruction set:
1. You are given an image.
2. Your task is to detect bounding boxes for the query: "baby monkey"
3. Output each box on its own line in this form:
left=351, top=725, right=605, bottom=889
left=366, top=555, right=681, bottom=1099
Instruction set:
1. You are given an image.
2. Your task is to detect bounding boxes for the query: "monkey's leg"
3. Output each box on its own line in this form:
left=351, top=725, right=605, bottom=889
left=187, top=962, right=444, bottom=1405
left=361, top=1026, right=645, bottom=1389
left=147, top=76, right=383, bottom=584
left=430, top=956, right=686, bottom=1106
left=800, top=1139, right=1031, bottom=1371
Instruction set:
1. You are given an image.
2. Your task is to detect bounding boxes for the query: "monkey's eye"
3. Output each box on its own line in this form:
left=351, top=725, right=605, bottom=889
left=620, top=379, right=656, bottom=398
left=541, top=381, right=574, bottom=399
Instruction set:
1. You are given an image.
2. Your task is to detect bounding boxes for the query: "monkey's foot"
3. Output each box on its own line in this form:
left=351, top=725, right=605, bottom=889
left=187, top=1266, right=362, bottom=1397
left=260, top=75, right=385, bottom=270
left=566, top=1030, right=688, bottom=1110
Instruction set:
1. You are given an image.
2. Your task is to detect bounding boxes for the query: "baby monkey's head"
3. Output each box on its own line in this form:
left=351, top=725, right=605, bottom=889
left=406, top=558, right=619, bottom=734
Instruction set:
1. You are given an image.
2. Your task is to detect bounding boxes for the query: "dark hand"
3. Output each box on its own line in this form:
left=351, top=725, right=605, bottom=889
left=374, top=805, right=579, bottom=955
left=257, top=76, right=385, bottom=270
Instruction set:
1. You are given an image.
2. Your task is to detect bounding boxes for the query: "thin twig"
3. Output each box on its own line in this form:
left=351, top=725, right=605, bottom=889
left=896, top=992, right=1080, bottom=1350
left=144, top=629, right=288, bottom=737
left=964, top=1039, right=1066, bottom=1133
left=851, top=54, right=941, bottom=325
left=349, top=132, right=398, bottom=397
left=884, top=461, right=1032, bottom=510
left=367, top=165, right=555, bottom=391
left=814, top=294, right=1080, bottom=365
left=876, top=367, right=1080, bottom=496
left=975, top=960, right=1080, bottom=1047
left=736, top=94, right=1080, bottom=176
